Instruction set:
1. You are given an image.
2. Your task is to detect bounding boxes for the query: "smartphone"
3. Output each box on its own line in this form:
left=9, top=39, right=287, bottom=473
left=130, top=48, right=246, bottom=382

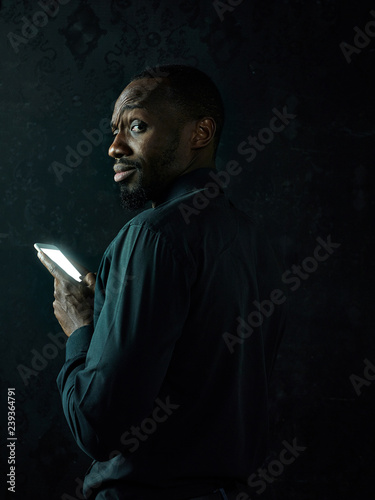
left=34, top=243, right=83, bottom=282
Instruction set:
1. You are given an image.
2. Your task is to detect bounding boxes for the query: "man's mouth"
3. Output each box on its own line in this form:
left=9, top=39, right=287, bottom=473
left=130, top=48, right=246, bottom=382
left=113, top=165, right=138, bottom=183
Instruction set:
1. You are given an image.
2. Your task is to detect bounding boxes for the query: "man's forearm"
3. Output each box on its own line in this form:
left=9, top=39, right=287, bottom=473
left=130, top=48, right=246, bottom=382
left=55, top=324, right=106, bottom=460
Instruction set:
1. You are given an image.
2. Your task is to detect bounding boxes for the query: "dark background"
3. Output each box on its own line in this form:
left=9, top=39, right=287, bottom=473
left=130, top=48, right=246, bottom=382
left=1, top=0, right=374, bottom=498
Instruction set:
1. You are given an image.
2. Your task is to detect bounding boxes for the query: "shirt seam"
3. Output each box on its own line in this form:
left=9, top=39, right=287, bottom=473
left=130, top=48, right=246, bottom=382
left=126, top=221, right=195, bottom=274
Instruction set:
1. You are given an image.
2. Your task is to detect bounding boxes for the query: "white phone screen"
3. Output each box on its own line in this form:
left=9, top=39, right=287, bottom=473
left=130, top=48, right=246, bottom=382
left=39, top=247, right=82, bottom=282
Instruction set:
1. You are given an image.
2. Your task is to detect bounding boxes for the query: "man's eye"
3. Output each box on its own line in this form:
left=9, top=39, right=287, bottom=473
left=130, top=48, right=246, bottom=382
left=131, top=121, right=147, bottom=133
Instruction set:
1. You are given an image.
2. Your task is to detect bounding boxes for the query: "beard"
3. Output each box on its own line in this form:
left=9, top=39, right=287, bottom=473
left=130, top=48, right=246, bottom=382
left=119, top=133, right=181, bottom=211
left=119, top=167, right=148, bottom=211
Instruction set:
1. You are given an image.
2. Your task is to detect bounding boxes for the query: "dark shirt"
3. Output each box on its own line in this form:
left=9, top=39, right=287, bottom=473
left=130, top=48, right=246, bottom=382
left=57, top=167, right=287, bottom=500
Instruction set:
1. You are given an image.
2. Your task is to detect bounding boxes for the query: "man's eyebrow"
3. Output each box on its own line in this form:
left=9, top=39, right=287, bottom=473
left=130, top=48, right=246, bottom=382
left=122, top=103, right=145, bottom=110
left=111, top=104, right=146, bottom=130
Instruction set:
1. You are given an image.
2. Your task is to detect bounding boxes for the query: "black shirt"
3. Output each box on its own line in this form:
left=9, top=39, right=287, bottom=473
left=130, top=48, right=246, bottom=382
left=57, top=167, right=287, bottom=500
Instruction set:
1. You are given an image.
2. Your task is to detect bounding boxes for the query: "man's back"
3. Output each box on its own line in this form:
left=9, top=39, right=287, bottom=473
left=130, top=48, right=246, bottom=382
left=68, top=168, right=287, bottom=499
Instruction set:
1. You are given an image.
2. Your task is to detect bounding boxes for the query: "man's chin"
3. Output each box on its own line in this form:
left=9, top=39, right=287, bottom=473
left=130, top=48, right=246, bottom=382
left=119, top=184, right=149, bottom=211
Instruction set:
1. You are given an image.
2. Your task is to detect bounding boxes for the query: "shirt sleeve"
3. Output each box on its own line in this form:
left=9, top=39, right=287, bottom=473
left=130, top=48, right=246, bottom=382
left=56, top=224, right=192, bottom=461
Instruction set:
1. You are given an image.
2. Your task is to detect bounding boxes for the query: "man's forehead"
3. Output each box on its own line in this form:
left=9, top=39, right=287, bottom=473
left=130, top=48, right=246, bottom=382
left=114, top=78, right=166, bottom=113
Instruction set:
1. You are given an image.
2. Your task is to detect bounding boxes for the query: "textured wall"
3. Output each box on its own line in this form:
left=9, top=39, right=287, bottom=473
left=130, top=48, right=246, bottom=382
left=0, top=0, right=374, bottom=498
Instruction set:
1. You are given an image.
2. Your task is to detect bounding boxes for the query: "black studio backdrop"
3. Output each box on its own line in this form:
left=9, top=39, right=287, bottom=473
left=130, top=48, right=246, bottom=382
left=1, top=0, right=374, bottom=499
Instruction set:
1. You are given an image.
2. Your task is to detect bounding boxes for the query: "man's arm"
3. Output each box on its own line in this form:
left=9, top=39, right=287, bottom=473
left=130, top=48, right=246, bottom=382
left=54, top=225, right=192, bottom=461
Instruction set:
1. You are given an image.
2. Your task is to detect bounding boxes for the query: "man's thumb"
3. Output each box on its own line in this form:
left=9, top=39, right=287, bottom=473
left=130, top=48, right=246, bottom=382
left=82, top=272, right=96, bottom=289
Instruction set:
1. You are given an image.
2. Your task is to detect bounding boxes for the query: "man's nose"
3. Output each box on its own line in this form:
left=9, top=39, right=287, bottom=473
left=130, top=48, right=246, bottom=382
left=108, top=133, right=132, bottom=159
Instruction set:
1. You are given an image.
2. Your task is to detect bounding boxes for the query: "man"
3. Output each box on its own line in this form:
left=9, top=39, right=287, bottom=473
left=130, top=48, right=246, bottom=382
left=38, top=65, right=287, bottom=500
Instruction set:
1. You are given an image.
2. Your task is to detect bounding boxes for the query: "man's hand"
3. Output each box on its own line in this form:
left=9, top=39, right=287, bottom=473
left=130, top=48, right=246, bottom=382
left=37, top=250, right=96, bottom=337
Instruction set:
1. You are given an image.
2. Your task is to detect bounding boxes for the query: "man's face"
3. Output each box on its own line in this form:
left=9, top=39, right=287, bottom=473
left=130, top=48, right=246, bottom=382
left=108, top=78, right=193, bottom=210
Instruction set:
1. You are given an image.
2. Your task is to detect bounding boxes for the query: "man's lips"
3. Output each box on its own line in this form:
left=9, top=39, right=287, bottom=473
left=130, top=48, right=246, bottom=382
left=113, top=165, right=137, bottom=183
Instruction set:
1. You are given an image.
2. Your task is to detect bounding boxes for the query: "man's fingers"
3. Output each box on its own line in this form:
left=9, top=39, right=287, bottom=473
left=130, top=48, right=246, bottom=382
left=82, top=272, right=96, bottom=290
left=37, top=249, right=75, bottom=283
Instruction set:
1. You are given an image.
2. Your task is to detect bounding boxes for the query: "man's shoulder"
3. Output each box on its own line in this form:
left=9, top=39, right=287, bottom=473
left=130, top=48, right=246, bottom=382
left=121, top=189, right=206, bottom=232
left=107, top=200, right=195, bottom=268
left=121, top=188, right=258, bottom=244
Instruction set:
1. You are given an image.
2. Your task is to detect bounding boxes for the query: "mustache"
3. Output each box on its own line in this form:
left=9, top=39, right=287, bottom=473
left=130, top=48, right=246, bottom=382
left=114, top=160, right=142, bottom=170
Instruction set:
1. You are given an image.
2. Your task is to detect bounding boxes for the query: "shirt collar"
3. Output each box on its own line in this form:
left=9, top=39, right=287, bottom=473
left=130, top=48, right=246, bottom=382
left=153, top=167, right=224, bottom=208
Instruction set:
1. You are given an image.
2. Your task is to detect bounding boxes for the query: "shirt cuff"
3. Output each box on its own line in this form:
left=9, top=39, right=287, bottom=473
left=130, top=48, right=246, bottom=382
left=65, top=324, right=94, bottom=360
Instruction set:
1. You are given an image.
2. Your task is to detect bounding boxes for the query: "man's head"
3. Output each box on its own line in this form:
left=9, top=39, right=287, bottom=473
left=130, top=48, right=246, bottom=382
left=108, top=64, right=225, bottom=210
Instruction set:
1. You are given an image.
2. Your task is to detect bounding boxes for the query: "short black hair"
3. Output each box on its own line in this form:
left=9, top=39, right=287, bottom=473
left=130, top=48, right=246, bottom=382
left=131, top=64, right=225, bottom=157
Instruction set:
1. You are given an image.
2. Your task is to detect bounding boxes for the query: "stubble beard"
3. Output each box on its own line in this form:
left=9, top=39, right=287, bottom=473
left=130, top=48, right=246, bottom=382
left=119, top=134, right=181, bottom=211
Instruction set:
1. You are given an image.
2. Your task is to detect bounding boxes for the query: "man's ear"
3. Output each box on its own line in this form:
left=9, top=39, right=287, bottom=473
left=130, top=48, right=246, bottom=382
left=191, top=118, right=216, bottom=150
